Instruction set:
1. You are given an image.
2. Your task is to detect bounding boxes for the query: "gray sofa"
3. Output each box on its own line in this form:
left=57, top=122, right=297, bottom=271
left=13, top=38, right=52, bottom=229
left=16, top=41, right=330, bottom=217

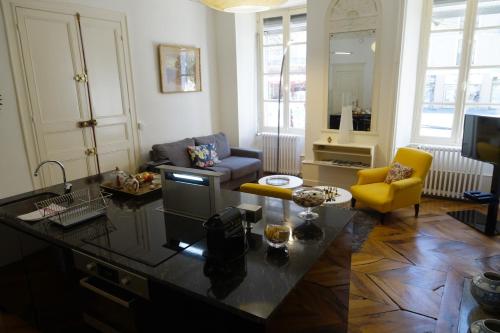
left=141, top=132, right=263, bottom=190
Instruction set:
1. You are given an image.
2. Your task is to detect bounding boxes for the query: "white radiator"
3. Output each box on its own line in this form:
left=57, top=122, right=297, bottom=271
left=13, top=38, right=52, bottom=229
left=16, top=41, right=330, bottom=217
left=411, top=144, right=488, bottom=199
left=261, top=133, right=303, bottom=175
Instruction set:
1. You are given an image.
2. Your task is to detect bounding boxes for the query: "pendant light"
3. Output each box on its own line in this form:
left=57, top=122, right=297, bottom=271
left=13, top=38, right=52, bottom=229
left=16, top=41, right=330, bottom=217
left=201, top=0, right=287, bottom=13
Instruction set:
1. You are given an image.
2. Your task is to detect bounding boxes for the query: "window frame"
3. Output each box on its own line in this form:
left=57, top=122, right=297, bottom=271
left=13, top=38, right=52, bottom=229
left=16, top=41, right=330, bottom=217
left=257, top=7, right=307, bottom=135
left=412, top=0, right=483, bottom=145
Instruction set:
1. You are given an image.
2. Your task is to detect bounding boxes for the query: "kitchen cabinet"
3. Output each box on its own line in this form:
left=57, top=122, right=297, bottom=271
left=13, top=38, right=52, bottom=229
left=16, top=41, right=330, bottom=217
left=0, top=222, right=84, bottom=332
left=0, top=224, right=35, bottom=325
left=19, top=232, right=84, bottom=332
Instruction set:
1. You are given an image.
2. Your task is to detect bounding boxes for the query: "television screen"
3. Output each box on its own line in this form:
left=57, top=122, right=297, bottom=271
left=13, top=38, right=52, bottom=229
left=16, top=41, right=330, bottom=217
left=462, top=115, right=500, bottom=165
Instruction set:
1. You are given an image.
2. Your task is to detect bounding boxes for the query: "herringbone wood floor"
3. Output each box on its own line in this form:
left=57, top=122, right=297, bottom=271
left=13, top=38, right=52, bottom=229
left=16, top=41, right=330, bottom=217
left=1, top=197, right=499, bottom=332
left=348, top=197, right=500, bottom=333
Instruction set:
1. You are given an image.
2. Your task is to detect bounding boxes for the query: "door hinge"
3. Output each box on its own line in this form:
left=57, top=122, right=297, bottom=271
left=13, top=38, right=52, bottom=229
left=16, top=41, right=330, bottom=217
left=85, top=147, right=97, bottom=156
left=74, top=73, right=88, bottom=83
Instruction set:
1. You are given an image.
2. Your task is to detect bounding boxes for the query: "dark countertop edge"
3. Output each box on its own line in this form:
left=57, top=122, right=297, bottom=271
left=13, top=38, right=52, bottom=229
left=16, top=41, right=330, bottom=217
left=148, top=272, right=270, bottom=324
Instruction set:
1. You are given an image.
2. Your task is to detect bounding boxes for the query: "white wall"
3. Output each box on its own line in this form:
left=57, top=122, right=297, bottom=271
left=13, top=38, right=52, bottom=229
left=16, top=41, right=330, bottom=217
left=0, top=0, right=221, bottom=198
left=0, top=13, right=33, bottom=198
left=215, top=11, right=259, bottom=148
left=235, top=13, right=258, bottom=148
left=304, top=0, right=405, bottom=167
left=214, top=11, right=239, bottom=146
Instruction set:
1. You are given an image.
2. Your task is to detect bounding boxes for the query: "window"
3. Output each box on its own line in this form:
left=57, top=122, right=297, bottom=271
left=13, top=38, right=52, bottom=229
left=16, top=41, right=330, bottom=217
left=413, top=0, right=500, bottom=144
left=258, top=9, right=307, bottom=133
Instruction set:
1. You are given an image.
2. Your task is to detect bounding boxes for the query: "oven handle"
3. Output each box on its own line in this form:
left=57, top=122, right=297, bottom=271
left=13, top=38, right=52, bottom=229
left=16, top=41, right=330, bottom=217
left=80, top=277, right=133, bottom=309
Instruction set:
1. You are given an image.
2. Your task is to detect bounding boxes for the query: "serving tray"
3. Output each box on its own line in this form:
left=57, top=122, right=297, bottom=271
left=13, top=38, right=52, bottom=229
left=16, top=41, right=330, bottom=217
left=100, top=173, right=162, bottom=196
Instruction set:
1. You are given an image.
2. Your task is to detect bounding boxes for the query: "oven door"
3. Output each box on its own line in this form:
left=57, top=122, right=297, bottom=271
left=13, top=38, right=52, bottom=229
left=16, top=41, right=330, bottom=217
left=80, top=276, right=139, bottom=333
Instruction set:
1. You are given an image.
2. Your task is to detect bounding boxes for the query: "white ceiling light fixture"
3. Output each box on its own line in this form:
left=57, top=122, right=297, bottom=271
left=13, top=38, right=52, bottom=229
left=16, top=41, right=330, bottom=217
left=201, top=0, right=287, bottom=13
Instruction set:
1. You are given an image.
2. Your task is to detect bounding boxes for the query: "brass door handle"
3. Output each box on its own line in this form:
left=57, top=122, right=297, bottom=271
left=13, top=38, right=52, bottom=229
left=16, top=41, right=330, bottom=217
left=78, top=119, right=98, bottom=128
left=85, top=147, right=97, bottom=156
left=78, top=120, right=90, bottom=128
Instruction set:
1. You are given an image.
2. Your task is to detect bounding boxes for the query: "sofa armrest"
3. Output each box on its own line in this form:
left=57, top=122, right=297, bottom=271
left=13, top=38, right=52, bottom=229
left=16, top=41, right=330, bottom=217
left=356, top=167, right=390, bottom=185
left=230, top=147, right=263, bottom=161
left=230, top=147, right=263, bottom=179
left=139, top=159, right=173, bottom=172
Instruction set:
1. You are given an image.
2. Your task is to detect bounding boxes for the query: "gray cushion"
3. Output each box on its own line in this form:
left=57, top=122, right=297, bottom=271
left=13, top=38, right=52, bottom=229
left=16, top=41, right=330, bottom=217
left=206, top=166, right=231, bottom=183
left=194, top=132, right=231, bottom=159
left=216, top=156, right=261, bottom=180
left=152, top=138, right=194, bottom=167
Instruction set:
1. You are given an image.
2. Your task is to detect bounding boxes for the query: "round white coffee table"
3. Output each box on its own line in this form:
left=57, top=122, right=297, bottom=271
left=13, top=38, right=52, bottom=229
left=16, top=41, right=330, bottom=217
left=315, top=186, right=352, bottom=208
left=258, top=175, right=303, bottom=189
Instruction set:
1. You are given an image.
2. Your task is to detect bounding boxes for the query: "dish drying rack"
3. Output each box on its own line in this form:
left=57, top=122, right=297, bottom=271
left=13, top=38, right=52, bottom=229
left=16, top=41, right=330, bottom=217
left=35, top=189, right=111, bottom=228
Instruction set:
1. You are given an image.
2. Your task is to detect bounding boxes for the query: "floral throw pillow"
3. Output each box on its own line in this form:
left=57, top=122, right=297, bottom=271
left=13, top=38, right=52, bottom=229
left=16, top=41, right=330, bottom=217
left=187, top=144, right=216, bottom=168
left=210, top=143, right=221, bottom=163
left=384, top=162, right=414, bottom=184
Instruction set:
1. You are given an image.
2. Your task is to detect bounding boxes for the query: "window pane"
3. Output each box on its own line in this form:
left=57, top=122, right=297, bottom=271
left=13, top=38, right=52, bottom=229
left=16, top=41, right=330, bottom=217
left=492, top=76, right=500, bottom=103
left=431, top=0, right=466, bottom=31
left=290, top=13, right=307, bottom=43
left=465, top=105, right=500, bottom=116
left=424, top=69, right=459, bottom=103
left=289, top=44, right=306, bottom=72
left=263, top=17, right=283, bottom=45
left=263, top=74, right=281, bottom=101
left=289, top=74, right=306, bottom=101
left=263, top=46, right=283, bottom=73
left=466, top=68, right=500, bottom=103
left=289, top=103, right=305, bottom=129
left=419, top=105, right=454, bottom=138
left=263, top=101, right=284, bottom=128
left=476, top=0, right=500, bottom=28
left=424, top=74, right=437, bottom=103
left=470, top=29, right=500, bottom=66
left=428, top=31, right=463, bottom=67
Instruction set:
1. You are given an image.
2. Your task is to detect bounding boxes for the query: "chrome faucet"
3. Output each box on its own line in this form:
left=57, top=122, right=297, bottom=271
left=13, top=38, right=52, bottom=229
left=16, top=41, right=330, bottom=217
left=34, top=160, right=72, bottom=193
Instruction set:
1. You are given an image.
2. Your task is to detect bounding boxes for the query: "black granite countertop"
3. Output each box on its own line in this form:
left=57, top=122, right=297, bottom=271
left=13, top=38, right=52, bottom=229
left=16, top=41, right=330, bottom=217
left=0, top=174, right=354, bottom=324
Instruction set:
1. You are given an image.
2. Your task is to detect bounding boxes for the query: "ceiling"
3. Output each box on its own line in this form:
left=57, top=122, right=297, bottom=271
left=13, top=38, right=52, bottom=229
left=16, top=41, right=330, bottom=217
left=279, top=0, right=307, bottom=8
left=190, top=0, right=307, bottom=11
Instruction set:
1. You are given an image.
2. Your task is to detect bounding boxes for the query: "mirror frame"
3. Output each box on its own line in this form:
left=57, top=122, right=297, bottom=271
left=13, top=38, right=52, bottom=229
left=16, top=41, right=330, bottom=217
left=323, top=0, right=382, bottom=134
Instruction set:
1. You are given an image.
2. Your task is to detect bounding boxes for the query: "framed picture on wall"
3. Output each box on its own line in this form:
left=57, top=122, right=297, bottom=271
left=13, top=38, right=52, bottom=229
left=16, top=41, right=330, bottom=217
left=158, top=44, right=201, bottom=93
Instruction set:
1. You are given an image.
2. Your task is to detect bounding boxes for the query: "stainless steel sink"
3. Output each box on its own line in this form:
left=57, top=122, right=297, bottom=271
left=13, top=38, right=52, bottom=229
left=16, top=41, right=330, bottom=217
left=0, top=192, right=59, bottom=217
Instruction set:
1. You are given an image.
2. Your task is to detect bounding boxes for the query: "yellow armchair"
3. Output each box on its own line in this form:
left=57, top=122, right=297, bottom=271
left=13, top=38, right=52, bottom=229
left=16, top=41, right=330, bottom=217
left=350, top=147, right=433, bottom=222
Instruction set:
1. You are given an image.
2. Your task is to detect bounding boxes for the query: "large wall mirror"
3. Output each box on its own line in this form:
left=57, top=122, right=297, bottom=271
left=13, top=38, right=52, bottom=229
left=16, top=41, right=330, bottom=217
left=326, top=0, right=379, bottom=132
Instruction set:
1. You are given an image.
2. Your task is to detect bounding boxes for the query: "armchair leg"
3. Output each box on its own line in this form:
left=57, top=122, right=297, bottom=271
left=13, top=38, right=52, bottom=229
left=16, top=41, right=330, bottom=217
left=414, top=204, right=420, bottom=218
left=351, top=198, right=356, bottom=208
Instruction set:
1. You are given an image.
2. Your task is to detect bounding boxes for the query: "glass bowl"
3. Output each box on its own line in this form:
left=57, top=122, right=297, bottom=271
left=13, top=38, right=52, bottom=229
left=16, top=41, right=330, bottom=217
left=292, top=188, right=326, bottom=220
left=264, top=224, right=291, bottom=248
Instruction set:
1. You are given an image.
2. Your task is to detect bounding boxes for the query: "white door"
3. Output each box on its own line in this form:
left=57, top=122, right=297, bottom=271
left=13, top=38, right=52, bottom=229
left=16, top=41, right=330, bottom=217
left=79, top=17, right=137, bottom=174
left=15, top=8, right=97, bottom=185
